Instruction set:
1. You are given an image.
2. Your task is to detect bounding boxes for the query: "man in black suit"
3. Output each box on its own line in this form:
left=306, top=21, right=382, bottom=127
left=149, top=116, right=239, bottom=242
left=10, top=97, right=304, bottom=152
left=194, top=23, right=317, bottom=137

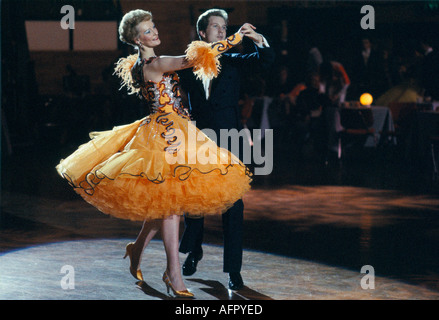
left=350, top=36, right=386, bottom=99
left=177, top=8, right=274, bottom=290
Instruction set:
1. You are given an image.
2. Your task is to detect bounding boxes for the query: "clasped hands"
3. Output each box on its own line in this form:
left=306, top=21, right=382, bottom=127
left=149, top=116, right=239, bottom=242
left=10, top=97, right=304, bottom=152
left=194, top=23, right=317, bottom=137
left=238, top=23, right=264, bottom=45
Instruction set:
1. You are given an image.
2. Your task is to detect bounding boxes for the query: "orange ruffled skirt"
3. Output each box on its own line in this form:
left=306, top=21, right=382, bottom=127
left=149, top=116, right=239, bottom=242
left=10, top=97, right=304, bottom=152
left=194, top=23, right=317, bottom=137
left=56, top=113, right=252, bottom=221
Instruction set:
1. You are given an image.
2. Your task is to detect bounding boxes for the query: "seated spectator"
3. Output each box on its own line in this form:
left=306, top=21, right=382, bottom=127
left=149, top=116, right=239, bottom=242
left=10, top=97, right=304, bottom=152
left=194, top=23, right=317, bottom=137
left=295, top=73, right=332, bottom=161
left=319, top=60, right=351, bottom=106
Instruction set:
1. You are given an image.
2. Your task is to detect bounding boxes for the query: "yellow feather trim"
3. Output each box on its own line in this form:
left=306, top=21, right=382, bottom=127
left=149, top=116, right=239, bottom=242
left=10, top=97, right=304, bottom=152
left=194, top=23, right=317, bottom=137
left=185, top=41, right=221, bottom=82
left=114, top=54, right=140, bottom=95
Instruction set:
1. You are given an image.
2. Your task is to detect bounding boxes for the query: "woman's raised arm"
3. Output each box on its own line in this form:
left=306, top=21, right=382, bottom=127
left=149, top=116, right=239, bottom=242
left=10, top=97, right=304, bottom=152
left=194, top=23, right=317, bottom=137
left=145, top=29, right=245, bottom=82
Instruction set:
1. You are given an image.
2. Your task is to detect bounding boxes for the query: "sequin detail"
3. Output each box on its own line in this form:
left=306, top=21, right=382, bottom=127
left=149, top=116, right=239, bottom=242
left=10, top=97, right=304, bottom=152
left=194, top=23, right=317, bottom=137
left=135, top=68, right=190, bottom=154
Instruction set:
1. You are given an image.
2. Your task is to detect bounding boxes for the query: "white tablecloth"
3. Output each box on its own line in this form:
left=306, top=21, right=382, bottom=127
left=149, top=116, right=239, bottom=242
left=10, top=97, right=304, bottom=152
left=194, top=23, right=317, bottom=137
left=327, top=105, right=396, bottom=151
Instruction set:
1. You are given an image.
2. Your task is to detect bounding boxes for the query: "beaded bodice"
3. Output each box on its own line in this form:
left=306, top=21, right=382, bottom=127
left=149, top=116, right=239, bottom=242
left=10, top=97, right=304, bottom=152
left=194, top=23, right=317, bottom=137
left=130, top=58, right=190, bottom=154
left=131, top=57, right=190, bottom=119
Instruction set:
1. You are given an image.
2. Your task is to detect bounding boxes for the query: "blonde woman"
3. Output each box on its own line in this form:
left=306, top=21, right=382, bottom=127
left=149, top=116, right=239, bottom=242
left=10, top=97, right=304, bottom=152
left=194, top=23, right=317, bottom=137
left=56, top=9, right=254, bottom=297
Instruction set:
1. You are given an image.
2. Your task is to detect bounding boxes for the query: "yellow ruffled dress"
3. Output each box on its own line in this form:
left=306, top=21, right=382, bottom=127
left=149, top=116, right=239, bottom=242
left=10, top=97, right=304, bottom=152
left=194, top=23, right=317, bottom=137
left=56, top=33, right=252, bottom=221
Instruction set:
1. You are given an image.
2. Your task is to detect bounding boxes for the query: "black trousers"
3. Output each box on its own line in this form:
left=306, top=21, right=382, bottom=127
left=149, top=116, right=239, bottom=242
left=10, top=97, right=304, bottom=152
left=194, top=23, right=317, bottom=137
left=179, top=199, right=244, bottom=273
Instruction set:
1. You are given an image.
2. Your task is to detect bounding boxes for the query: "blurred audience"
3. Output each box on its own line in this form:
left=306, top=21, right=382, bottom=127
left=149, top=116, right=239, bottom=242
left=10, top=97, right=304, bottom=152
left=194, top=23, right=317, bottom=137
left=375, top=40, right=425, bottom=106
left=318, top=60, right=350, bottom=106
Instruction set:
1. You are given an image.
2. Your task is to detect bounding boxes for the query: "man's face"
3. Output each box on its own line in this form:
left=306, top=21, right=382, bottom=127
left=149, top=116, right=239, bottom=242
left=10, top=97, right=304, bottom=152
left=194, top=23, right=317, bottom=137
left=362, top=39, right=371, bottom=50
left=200, top=16, right=227, bottom=42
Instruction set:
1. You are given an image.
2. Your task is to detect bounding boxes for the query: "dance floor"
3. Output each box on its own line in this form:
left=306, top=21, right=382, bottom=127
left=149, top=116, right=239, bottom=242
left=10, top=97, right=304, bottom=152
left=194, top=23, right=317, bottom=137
left=1, top=237, right=438, bottom=300
left=1, top=144, right=439, bottom=300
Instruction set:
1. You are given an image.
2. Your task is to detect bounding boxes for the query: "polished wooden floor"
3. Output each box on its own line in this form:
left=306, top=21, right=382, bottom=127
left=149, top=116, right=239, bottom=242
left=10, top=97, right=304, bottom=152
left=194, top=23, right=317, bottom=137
left=1, top=139, right=439, bottom=300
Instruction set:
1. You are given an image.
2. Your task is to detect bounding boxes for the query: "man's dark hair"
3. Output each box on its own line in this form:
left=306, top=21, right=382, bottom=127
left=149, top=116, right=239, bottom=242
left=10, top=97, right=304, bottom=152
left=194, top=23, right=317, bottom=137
left=196, top=9, right=228, bottom=40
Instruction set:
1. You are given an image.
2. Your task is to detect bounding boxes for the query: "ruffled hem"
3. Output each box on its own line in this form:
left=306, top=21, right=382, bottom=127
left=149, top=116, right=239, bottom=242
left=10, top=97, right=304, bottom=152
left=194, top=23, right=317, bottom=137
left=68, top=164, right=251, bottom=221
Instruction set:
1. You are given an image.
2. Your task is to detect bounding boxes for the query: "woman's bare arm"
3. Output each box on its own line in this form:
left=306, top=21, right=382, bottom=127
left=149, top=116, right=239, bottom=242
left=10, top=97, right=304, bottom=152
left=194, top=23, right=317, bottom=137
left=143, top=55, right=192, bottom=82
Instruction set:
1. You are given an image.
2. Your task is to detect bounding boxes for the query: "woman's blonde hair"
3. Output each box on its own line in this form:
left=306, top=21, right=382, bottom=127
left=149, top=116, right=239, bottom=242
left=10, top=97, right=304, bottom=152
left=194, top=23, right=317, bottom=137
left=118, top=9, right=153, bottom=46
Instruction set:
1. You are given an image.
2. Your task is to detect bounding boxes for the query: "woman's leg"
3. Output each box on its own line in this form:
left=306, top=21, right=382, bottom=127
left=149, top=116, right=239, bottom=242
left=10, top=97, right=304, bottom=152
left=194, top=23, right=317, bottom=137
left=162, top=214, right=186, bottom=291
left=131, top=219, right=161, bottom=269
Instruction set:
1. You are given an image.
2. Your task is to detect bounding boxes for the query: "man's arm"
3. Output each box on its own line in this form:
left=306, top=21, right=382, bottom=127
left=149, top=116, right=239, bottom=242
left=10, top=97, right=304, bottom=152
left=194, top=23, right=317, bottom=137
left=223, top=23, right=274, bottom=70
left=225, top=39, right=275, bottom=72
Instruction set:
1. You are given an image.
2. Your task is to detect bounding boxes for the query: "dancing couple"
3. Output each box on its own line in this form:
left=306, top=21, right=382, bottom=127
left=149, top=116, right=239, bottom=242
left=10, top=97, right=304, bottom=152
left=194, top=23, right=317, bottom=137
left=56, top=8, right=274, bottom=297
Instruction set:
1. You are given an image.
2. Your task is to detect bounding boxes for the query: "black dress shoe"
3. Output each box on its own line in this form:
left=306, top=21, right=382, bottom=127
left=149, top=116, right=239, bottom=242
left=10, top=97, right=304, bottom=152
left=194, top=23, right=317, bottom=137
left=228, top=272, right=244, bottom=291
left=182, top=249, right=203, bottom=276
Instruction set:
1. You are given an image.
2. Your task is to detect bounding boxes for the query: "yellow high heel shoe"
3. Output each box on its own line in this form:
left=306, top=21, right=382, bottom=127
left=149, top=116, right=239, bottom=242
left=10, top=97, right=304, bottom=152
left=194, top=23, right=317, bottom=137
left=162, top=271, right=194, bottom=298
left=123, top=242, right=144, bottom=281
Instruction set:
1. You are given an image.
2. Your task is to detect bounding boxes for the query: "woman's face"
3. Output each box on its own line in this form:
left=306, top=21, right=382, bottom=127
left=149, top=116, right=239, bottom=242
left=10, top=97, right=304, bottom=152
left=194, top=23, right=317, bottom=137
left=136, top=20, right=160, bottom=47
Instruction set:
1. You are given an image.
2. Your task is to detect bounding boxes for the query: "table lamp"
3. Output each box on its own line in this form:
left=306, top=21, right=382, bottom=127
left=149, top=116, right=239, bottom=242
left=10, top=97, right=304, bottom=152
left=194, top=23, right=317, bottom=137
left=360, top=93, right=373, bottom=107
